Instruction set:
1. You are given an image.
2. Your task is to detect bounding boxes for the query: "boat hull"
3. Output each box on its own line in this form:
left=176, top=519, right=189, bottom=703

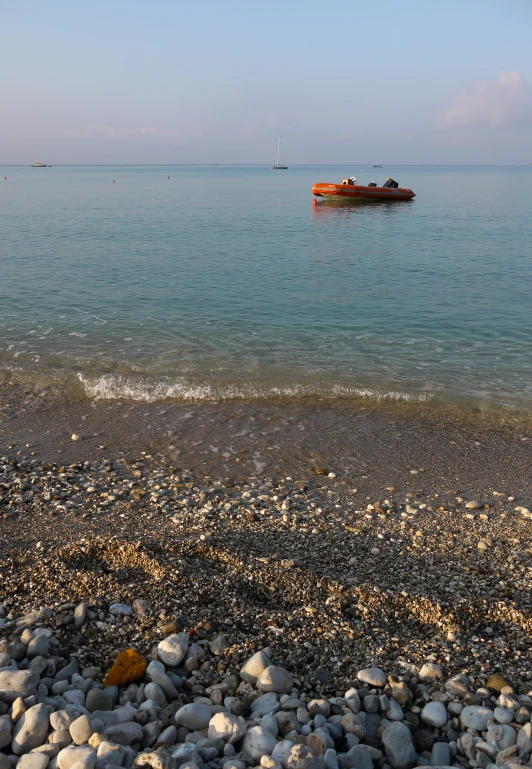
left=312, top=183, right=415, bottom=201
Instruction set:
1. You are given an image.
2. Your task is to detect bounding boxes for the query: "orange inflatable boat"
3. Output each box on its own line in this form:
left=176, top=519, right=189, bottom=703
left=313, top=176, right=415, bottom=202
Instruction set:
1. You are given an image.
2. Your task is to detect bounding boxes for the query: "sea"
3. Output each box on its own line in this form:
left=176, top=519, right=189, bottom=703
left=1, top=164, right=531, bottom=412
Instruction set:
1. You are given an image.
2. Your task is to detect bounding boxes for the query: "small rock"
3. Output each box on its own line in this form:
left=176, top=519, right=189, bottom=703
left=103, top=722, right=143, bottom=746
left=157, top=633, right=189, bottom=667
left=487, top=674, right=513, bottom=693
left=240, top=650, right=272, bottom=684
left=357, top=668, right=386, bottom=688
left=86, top=689, right=114, bottom=713
left=17, top=755, right=50, bottom=769
left=12, top=703, right=50, bottom=755
left=382, top=722, right=417, bottom=769
left=109, top=603, right=133, bottom=616
left=257, top=665, right=294, bottom=694
left=134, top=748, right=175, bottom=769
left=208, top=712, right=247, bottom=743
left=103, top=649, right=147, bottom=687
left=419, top=663, right=443, bottom=679
left=174, top=703, right=211, bottom=731
left=70, top=715, right=92, bottom=745
left=57, top=747, right=96, bottom=769
left=465, top=500, right=483, bottom=509
left=421, top=702, right=447, bottom=728
left=460, top=706, right=495, bottom=731
left=242, top=726, right=279, bottom=760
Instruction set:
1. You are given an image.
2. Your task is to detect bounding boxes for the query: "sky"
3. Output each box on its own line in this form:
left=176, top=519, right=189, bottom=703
left=1, top=0, right=531, bottom=165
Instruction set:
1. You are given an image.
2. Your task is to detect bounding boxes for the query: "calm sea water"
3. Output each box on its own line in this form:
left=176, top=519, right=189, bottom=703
left=1, top=164, right=531, bottom=409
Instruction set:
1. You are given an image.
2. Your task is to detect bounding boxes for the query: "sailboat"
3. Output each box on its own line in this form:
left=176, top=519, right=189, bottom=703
left=31, top=149, right=46, bottom=168
left=271, top=136, right=288, bottom=169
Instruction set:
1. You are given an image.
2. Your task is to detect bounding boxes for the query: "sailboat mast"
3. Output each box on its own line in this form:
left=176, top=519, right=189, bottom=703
left=277, top=137, right=280, bottom=166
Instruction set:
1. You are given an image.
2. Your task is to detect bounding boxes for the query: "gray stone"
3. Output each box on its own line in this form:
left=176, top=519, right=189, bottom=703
left=497, top=725, right=518, bottom=751
left=517, top=723, right=532, bottom=757
left=172, top=743, right=200, bottom=764
left=240, top=651, right=272, bottom=684
left=85, top=689, right=114, bottom=714
left=421, top=702, right=447, bottom=728
left=346, top=746, right=372, bottom=769
left=387, top=701, right=404, bottom=721
left=242, top=726, right=277, bottom=760
left=50, top=712, right=76, bottom=732
left=12, top=703, right=50, bottom=755
left=64, top=690, right=86, bottom=708
left=70, top=715, right=92, bottom=746
left=494, top=707, right=514, bottom=725
left=142, top=720, right=163, bottom=748
left=156, top=725, right=177, bottom=747
left=257, top=666, right=293, bottom=694
left=145, top=682, right=166, bottom=706
left=344, top=688, right=360, bottom=714
left=57, top=747, right=96, bottom=769
left=460, top=706, right=495, bottom=732
left=147, top=662, right=178, bottom=701
left=357, top=668, right=386, bottom=688
left=17, top=754, right=50, bottom=769
left=382, top=722, right=417, bottom=769
left=419, top=664, right=443, bottom=679
left=74, top=604, right=87, bottom=630
left=56, top=660, right=80, bottom=682
left=465, top=500, right=483, bottom=509
left=157, top=634, right=189, bottom=667
left=49, top=731, right=72, bottom=749
left=208, top=712, right=247, bottom=744
left=109, top=603, right=133, bottom=616
left=324, top=749, right=338, bottom=769
left=174, top=703, right=211, bottom=731
left=250, top=692, right=281, bottom=717
left=0, top=715, right=12, bottom=749
left=308, top=700, right=330, bottom=718
left=271, top=742, right=295, bottom=764
left=0, top=669, right=39, bottom=695
left=27, top=636, right=50, bottom=659
left=103, top=722, right=144, bottom=746
left=431, top=743, right=450, bottom=766
left=209, top=634, right=229, bottom=656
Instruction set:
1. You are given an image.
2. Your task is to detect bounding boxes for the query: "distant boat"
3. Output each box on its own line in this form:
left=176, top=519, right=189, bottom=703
left=373, top=164, right=383, bottom=168
left=31, top=149, right=47, bottom=168
left=272, top=136, right=288, bottom=169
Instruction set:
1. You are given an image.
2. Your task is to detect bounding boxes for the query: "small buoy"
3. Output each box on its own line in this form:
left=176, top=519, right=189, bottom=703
left=112, top=179, right=115, bottom=183
left=168, top=175, right=170, bottom=179
left=3, top=176, right=6, bottom=181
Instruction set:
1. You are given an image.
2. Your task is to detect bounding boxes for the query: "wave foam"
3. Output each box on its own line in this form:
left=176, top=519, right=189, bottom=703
left=77, top=373, right=433, bottom=404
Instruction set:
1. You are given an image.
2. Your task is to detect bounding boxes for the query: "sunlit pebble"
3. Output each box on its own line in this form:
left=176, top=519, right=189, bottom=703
left=71, top=433, right=80, bottom=441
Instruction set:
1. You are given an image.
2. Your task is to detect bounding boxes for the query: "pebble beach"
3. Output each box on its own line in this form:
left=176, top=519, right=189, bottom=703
left=1, top=380, right=532, bottom=769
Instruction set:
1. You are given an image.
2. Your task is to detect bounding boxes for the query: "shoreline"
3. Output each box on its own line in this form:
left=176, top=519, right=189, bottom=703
left=1, top=378, right=532, bottom=684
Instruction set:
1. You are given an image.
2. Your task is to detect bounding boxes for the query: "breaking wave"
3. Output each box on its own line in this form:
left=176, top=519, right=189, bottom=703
left=77, top=373, right=433, bottom=404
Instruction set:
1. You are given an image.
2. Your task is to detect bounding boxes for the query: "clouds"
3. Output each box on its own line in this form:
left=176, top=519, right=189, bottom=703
left=435, top=71, right=532, bottom=129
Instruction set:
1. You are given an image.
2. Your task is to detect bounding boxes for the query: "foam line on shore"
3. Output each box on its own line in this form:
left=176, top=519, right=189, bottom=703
left=77, top=372, right=433, bottom=404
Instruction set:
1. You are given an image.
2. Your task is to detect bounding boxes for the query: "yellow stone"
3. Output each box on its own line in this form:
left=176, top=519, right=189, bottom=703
left=103, top=648, right=147, bottom=687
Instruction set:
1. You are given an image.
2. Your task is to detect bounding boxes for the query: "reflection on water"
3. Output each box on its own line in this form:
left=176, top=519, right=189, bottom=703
left=0, top=164, right=531, bottom=409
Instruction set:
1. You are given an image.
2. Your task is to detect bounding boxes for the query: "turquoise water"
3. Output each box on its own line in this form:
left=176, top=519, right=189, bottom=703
left=1, top=164, right=531, bottom=409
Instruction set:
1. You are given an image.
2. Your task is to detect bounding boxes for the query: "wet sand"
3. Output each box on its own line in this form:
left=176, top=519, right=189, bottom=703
left=1, top=380, right=531, bottom=501
left=1, top=379, right=532, bottom=684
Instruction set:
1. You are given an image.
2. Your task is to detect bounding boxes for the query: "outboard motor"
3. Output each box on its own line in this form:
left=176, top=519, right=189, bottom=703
left=382, top=178, right=399, bottom=188
left=368, top=181, right=377, bottom=187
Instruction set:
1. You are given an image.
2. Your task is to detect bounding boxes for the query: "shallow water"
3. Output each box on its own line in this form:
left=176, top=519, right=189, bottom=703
left=1, top=164, right=531, bottom=408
